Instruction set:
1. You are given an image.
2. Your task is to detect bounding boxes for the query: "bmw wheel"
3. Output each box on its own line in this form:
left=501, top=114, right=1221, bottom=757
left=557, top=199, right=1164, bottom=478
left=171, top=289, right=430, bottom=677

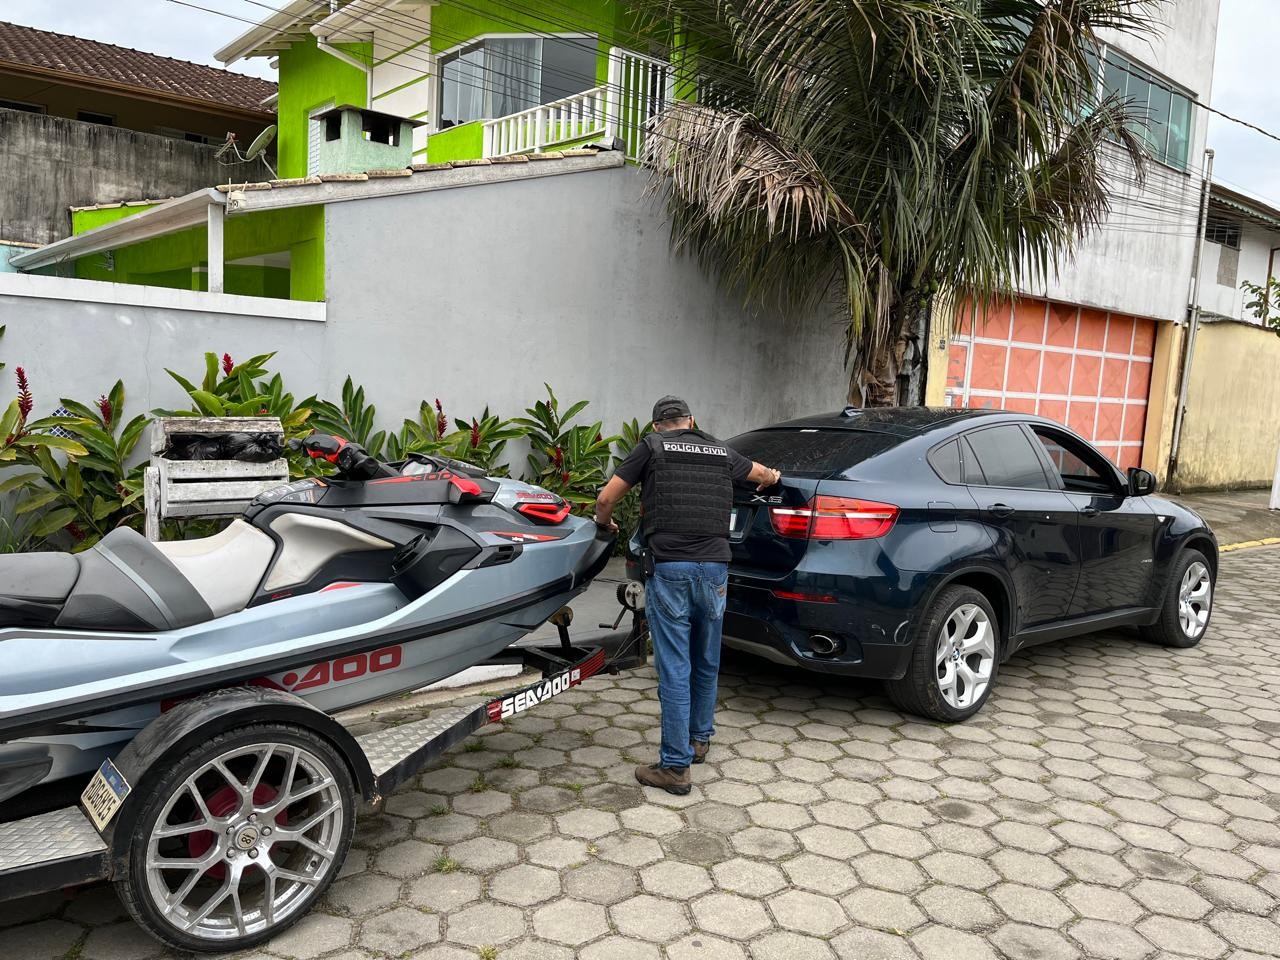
left=887, top=585, right=1001, bottom=722
left=1141, top=549, right=1214, bottom=649
left=116, top=724, right=355, bottom=953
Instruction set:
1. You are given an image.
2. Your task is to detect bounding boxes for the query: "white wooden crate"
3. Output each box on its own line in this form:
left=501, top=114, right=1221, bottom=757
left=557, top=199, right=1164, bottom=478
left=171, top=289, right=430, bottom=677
left=144, top=417, right=290, bottom=540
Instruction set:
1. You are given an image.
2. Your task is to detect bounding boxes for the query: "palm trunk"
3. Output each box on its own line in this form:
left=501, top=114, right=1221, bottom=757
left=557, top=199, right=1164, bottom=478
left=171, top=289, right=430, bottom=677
left=855, top=297, right=931, bottom=407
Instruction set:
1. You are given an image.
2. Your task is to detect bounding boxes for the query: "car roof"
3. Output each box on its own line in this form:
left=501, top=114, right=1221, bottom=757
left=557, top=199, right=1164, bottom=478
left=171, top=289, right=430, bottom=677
left=762, top=407, right=1020, bottom=438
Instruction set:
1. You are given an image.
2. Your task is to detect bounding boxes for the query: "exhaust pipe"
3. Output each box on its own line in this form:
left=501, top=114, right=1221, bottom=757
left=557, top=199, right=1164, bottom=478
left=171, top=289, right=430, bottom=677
left=807, top=634, right=842, bottom=656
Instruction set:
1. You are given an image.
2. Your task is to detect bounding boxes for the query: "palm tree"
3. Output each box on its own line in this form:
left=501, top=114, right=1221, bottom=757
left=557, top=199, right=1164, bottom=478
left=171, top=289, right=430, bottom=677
left=638, top=0, right=1157, bottom=404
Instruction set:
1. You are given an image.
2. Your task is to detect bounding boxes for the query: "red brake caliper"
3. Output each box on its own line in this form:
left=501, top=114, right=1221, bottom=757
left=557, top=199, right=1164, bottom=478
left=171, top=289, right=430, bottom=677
left=188, top=783, right=288, bottom=880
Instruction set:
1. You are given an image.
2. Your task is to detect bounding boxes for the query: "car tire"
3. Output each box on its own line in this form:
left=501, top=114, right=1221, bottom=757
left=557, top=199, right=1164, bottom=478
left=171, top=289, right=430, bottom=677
left=116, top=723, right=356, bottom=954
left=886, top=585, right=1001, bottom=722
left=1140, top=548, right=1214, bottom=649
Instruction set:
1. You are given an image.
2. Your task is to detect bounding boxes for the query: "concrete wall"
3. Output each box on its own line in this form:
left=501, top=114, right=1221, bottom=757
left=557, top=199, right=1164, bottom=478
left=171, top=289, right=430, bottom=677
left=1174, top=318, right=1280, bottom=490
left=1199, top=217, right=1280, bottom=323
left=1026, top=0, right=1220, bottom=323
left=321, top=163, right=847, bottom=440
left=0, top=276, right=325, bottom=419
left=0, top=110, right=272, bottom=246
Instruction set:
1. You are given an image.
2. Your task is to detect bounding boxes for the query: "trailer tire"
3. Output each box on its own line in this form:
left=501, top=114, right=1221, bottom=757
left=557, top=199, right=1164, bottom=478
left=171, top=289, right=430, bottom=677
left=115, top=723, right=355, bottom=953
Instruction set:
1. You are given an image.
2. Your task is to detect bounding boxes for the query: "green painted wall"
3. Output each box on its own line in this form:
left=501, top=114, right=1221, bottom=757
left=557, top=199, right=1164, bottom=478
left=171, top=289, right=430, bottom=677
left=425, top=122, right=484, bottom=163
left=277, top=36, right=372, bottom=179
left=68, top=205, right=325, bottom=302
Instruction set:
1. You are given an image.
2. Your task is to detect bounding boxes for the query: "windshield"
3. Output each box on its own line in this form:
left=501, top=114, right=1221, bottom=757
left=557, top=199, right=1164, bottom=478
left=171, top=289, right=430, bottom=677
left=727, top=429, right=901, bottom=479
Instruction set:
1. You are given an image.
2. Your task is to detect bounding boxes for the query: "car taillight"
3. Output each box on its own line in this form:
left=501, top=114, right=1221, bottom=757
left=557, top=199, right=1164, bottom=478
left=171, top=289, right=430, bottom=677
left=516, top=500, right=571, bottom=524
left=770, top=496, right=899, bottom=540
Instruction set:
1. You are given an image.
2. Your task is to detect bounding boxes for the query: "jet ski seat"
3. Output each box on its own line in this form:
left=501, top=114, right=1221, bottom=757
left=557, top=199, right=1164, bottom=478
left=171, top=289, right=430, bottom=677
left=0, top=552, right=81, bottom=627
left=56, top=527, right=217, bottom=632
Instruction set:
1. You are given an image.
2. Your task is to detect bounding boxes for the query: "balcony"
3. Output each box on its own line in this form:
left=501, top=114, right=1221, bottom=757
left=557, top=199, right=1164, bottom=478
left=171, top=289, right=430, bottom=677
left=481, top=47, right=672, bottom=163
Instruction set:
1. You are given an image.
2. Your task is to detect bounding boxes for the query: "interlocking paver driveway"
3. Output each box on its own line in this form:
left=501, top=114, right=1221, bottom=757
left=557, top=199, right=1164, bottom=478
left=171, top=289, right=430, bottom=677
left=4, top=548, right=1280, bottom=959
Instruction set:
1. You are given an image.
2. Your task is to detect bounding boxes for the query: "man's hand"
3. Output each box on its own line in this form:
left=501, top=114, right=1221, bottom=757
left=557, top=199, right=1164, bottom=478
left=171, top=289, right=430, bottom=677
left=594, top=475, right=632, bottom=535
left=747, top=461, right=783, bottom=491
left=594, top=514, right=619, bottom=534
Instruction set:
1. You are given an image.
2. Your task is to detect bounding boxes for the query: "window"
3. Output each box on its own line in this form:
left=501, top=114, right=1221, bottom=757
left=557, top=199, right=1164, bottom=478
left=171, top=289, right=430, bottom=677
left=77, top=110, right=115, bottom=126
left=1206, top=214, right=1241, bottom=249
left=929, top=440, right=963, bottom=485
left=156, top=127, right=220, bottom=145
left=437, top=35, right=597, bottom=128
left=307, top=101, right=333, bottom=176
left=963, top=426, right=1051, bottom=489
left=361, top=113, right=398, bottom=146
left=1031, top=428, right=1116, bottom=495
left=0, top=98, right=44, bottom=113
left=1100, top=48, right=1192, bottom=170
left=727, top=429, right=901, bottom=479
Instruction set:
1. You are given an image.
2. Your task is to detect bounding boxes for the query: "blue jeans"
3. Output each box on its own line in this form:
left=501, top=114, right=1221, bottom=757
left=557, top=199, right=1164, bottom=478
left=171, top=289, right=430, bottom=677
left=647, top=561, right=728, bottom=769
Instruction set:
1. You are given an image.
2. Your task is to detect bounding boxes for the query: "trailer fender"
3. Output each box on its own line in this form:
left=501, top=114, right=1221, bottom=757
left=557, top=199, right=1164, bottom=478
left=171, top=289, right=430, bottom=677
left=98, top=686, right=377, bottom=868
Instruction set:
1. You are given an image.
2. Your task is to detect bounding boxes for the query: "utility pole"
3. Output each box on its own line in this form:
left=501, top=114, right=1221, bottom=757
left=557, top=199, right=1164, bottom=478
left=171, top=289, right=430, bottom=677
left=1168, top=148, right=1214, bottom=485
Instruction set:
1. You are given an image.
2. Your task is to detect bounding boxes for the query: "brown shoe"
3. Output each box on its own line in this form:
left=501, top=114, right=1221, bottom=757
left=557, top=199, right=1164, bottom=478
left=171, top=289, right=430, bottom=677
left=635, top=763, right=691, bottom=795
left=691, top=741, right=710, bottom=764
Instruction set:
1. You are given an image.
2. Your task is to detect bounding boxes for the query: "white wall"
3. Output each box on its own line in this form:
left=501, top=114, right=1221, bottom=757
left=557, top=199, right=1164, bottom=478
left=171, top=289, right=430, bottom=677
left=320, top=164, right=847, bottom=441
left=1199, top=217, right=1280, bottom=322
left=1025, top=0, right=1221, bottom=323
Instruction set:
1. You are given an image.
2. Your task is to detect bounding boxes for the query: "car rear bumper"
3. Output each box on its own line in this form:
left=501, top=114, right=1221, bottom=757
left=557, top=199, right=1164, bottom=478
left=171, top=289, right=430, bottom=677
left=722, top=572, right=936, bottom=681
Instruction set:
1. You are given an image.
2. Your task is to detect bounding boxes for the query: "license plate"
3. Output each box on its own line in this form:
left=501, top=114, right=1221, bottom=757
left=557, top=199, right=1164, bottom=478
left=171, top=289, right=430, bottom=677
left=81, top=759, right=131, bottom=831
left=729, top=508, right=749, bottom=539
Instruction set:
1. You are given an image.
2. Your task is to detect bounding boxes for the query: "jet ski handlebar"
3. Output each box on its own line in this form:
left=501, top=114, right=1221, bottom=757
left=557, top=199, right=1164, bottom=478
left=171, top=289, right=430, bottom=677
left=290, top=433, right=398, bottom=481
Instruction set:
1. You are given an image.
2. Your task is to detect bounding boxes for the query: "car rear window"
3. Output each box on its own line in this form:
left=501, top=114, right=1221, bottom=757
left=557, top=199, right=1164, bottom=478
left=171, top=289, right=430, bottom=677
left=727, top=429, right=901, bottom=478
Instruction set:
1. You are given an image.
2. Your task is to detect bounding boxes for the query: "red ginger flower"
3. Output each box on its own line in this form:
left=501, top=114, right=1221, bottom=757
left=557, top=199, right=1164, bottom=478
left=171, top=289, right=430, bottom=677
left=15, top=368, right=32, bottom=420
left=470, top=419, right=480, bottom=448
left=222, top=353, right=234, bottom=375
left=434, top=398, right=447, bottom=438
left=553, top=446, right=564, bottom=467
left=98, top=394, right=113, bottom=427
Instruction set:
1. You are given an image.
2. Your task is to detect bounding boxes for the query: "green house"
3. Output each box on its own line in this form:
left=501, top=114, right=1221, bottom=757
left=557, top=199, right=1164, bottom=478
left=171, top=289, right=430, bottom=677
left=214, top=0, right=675, bottom=176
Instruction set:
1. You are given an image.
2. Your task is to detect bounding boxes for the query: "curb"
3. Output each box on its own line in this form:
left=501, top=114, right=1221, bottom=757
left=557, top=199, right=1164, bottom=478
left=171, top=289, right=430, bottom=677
left=1220, top=537, right=1280, bottom=553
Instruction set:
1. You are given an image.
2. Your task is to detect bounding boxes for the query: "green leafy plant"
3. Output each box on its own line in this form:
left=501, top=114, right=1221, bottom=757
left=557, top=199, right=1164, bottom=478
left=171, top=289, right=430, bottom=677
left=306, top=376, right=386, bottom=457
left=0, top=376, right=149, bottom=549
left=515, top=384, right=619, bottom=510
left=1241, top=278, right=1280, bottom=336
left=610, top=418, right=653, bottom=552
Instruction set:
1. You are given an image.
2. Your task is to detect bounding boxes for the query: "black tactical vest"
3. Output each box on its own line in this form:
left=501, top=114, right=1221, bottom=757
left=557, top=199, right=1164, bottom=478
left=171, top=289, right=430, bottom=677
left=641, top=429, right=734, bottom=539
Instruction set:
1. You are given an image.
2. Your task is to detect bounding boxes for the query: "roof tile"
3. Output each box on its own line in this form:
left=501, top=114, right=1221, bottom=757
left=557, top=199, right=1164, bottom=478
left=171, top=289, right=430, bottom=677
left=0, top=20, right=275, bottom=115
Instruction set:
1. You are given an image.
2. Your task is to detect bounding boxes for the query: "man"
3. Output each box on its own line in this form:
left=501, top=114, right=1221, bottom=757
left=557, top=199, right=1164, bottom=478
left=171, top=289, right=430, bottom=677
left=595, top=396, right=782, bottom=795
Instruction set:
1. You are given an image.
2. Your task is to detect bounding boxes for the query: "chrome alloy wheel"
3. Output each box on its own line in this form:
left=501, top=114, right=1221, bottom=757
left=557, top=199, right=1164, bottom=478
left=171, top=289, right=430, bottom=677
left=144, top=743, right=345, bottom=942
left=1178, top=561, right=1212, bottom=640
left=935, top=603, right=995, bottom=709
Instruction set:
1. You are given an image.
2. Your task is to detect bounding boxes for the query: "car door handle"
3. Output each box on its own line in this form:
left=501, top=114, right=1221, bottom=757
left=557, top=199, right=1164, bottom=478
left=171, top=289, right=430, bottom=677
left=1080, top=507, right=1100, bottom=518
left=986, top=503, right=1015, bottom=518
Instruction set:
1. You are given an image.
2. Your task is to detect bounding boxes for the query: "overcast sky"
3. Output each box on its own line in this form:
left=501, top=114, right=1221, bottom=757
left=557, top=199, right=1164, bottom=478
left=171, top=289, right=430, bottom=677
left=5, top=0, right=1279, bottom=204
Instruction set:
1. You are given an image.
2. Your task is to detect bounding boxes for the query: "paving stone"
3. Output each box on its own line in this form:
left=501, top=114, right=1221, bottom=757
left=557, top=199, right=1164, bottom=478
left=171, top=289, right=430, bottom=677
left=852, top=851, right=930, bottom=893
left=841, top=887, right=927, bottom=932
left=1135, top=915, right=1228, bottom=958
left=920, top=850, right=1000, bottom=889
left=598, top=832, right=665, bottom=867
left=358, top=906, right=438, bottom=953
left=444, top=902, right=525, bottom=946
left=406, top=872, right=483, bottom=912
left=376, top=838, right=443, bottom=878
left=768, top=889, right=847, bottom=936
left=488, top=810, right=552, bottom=843
left=494, top=940, right=575, bottom=960
left=909, top=924, right=1000, bottom=960
left=916, top=884, right=1001, bottom=930
left=324, top=872, right=403, bottom=915
left=80, top=922, right=164, bottom=960
left=750, top=930, right=836, bottom=960
left=665, top=829, right=734, bottom=864
left=527, top=835, right=591, bottom=868
left=1131, top=878, right=1213, bottom=919
left=782, top=851, right=859, bottom=895
left=563, top=860, right=638, bottom=905
left=490, top=863, right=562, bottom=906
left=990, top=922, right=1080, bottom=960
left=666, top=933, right=748, bottom=960
left=611, top=893, right=691, bottom=942
left=728, top=825, right=798, bottom=859
left=831, top=926, right=920, bottom=960
left=989, top=883, right=1073, bottom=928
left=414, top=812, right=479, bottom=843
left=690, top=891, right=772, bottom=940
left=640, top=859, right=715, bottom=898
left=263, top=913, right=356, bottom=959
left=710, top=857, right=788, bottom=896
left=1061, top=882, right=1144, bottom=923
left=531, top=898, right=609, bottom=946
left=578, top=936, right=660, bottom=960
left=520, top=785, right=580, bottom=813
left=447, top=836, right=518, bottom=871
left=1066, top=918, right=1155, bottom=960
left=621, top=804, right=686, bottom=836
left=1209, top=911, right=1280, bottom=953
left=555, top=807, right=620, bottom=839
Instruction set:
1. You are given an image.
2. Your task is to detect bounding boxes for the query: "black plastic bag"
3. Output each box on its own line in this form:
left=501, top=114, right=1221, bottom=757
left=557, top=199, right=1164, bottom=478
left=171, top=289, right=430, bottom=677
left=164, top=432, right=283, bottom=462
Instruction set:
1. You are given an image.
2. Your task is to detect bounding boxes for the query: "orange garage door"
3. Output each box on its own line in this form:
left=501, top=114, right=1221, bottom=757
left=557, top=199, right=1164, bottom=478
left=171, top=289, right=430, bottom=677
left=945, top=298, right=1157, bottom=469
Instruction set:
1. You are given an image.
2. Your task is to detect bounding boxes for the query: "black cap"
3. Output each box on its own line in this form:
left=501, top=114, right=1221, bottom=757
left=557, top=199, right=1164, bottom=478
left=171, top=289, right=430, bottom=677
left=652, top=395, right=692, bottom=422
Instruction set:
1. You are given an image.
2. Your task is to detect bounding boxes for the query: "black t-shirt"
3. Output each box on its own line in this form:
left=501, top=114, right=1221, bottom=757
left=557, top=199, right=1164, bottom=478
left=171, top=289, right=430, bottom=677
left=614, top=435, right=753, bottom=563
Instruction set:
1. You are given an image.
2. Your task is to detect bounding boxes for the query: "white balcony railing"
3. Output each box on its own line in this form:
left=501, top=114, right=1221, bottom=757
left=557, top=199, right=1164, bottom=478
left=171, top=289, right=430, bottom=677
left=482, top=46, right=673, bottom=162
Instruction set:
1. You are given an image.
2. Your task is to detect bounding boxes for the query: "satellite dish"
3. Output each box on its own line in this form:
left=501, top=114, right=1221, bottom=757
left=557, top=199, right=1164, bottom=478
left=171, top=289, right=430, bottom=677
left=246, top=124, right=277, bottom=161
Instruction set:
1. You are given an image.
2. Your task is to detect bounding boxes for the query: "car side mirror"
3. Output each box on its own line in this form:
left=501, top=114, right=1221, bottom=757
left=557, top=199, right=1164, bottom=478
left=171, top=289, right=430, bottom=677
left=1128, top=467, right=1157, bottom=497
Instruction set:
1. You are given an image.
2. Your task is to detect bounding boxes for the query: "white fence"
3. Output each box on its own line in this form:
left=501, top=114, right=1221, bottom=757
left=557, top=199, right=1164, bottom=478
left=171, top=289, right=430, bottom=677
left=483, top=46, right=673, bottom=162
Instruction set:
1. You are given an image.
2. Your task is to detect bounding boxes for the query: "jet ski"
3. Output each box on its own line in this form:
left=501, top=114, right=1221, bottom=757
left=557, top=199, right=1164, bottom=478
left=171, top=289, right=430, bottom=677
left=0, top=433, right=613, bottom=807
